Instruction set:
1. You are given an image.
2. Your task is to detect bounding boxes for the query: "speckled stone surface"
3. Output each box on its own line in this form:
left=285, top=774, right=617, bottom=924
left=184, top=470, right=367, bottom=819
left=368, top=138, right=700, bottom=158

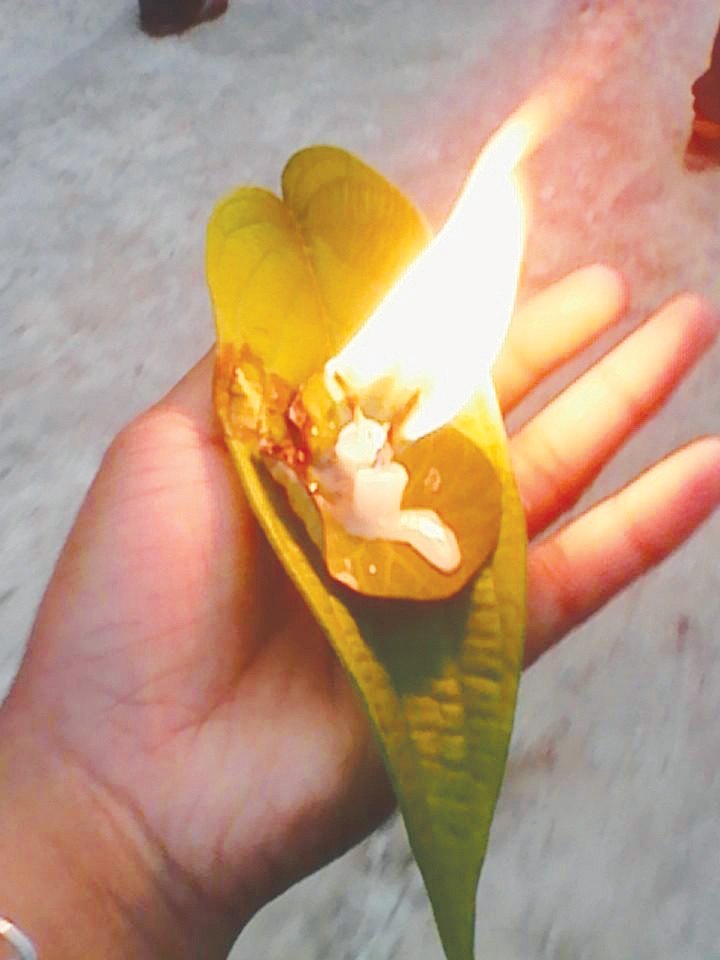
left=1, top=2, right=719, bottom=958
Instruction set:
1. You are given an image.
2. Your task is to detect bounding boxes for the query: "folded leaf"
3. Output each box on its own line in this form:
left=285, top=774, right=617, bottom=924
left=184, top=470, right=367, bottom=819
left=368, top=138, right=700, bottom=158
left=208, top=146, right=526, bottom=960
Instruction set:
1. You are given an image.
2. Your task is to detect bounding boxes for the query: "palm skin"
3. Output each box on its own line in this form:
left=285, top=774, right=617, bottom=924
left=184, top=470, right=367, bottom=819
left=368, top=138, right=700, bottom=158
left=4, top=265, right=719, bottom=958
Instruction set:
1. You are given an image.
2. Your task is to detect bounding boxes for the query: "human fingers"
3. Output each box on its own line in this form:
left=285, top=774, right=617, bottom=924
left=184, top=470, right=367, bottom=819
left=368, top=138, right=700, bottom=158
left=154, top=348, right=220, bottom=439
left=523, top=437, right=720, bottom=667
left=493, top=264, right=628, bottom=412
left=164, top=267, right=624, bottom=438
left=511, top=293, right=718, bottom=539
left=166, top=267, right=626, bottom=435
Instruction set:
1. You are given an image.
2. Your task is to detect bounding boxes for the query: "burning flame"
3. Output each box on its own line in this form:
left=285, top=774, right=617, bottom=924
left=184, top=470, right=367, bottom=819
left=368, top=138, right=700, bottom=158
left=325, top=106, right=540, bottom=441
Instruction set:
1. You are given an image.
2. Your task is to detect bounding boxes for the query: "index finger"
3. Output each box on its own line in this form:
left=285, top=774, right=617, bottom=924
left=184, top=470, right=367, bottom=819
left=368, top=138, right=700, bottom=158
left=153, top=349, right=221, bottom=441
left=493, top=264, right=628, bottom=412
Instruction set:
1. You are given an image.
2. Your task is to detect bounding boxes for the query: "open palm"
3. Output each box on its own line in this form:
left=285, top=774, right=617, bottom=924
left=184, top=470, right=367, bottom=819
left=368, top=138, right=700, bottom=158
left=10, top=265, right=719, bottom=953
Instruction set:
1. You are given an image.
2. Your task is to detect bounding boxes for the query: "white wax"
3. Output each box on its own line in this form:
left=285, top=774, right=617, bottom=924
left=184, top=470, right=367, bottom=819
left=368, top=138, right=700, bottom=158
left=323, top=414, right=461, bottom=573
left=398, top=510, right=460, bottom=572
left=352, top=462, right=407, bottom=518
left=334, top=416, right=388, bottom=471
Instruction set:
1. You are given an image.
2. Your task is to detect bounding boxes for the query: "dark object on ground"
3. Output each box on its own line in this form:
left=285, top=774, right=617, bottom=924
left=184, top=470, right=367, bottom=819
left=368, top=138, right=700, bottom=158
left=692, top=18, right=720, bottom=123
left=684, top=121, right=720, bottom=171
left=139, top=0, right=228, bottom=37
left=685, top=19, right=720, bottom=169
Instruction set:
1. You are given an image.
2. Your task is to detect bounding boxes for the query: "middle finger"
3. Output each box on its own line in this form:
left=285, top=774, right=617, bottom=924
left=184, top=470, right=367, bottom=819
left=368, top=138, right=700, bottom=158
left=510, top=293, right=717, bottom=539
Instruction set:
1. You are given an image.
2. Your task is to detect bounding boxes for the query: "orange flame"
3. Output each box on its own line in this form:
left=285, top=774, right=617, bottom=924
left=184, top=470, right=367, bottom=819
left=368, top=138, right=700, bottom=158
left=325, top=99, right=548, bottom=440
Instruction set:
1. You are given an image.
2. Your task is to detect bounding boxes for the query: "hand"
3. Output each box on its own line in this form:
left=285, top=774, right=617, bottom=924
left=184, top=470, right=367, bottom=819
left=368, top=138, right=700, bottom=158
left=1, top=266, right=718, bottom=959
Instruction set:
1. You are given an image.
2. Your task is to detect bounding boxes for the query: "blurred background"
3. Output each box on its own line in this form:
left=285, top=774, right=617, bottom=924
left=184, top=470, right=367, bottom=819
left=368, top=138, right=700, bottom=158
left=1, top=2, right=719, bottom=957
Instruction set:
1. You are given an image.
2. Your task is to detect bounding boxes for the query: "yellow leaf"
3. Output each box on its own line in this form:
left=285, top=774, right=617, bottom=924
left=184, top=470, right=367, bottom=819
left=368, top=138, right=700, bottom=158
left=282, top=146, right=431, bottom=344
left=207, top=146, right=526, bottom=960
left=207, top=188, right=329, bottom=385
